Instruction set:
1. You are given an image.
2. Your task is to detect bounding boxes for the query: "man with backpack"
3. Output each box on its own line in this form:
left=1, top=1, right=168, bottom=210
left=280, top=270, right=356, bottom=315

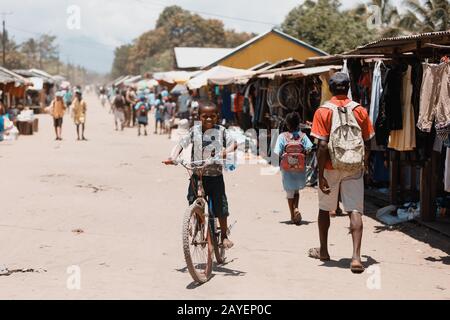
left=112, top=90, right=126, bottom=131
left=310, top=72, right=374, bottom=274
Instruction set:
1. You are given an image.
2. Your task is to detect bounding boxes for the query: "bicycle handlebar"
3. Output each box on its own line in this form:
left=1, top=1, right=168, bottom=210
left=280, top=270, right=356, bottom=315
left=174, top=158, right=227, bottom=170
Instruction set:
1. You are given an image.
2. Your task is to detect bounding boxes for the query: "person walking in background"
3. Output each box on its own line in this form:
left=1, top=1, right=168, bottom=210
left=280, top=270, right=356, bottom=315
left=177, top=90, right=191, bottom=120
left=64, top=88, right=73, bottom=114
left=309, top=72, right=374, bottom=274
left=48, top=92, right=66, bottom=141
left=71, top=90, right=88, bottom=141
left=126, top=86, right=137, bottom=128
left=154, top=94, right=163, bottom=135
left=164, top=96, right=176, bottom=139
left=112, top=90, right=126, bottom=131
left=274, top=112, right=313, bottom=225
left=135, top=95, right=150, bottom=136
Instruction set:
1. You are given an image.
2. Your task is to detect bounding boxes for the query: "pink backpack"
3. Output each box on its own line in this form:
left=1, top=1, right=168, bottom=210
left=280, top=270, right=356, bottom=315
left=280, top=133, right=306, bottom=172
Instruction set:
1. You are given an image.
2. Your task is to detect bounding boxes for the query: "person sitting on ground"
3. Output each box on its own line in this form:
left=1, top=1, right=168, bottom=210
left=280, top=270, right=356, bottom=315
left=309, top=72, right=374, bottom=274
left=274, top=112, right=313, bottom=225
left=163, top=101, right=238, bottom=249
left=71, top=90, right=88, bottom=141
left=135, top=95, right=150, bottom=136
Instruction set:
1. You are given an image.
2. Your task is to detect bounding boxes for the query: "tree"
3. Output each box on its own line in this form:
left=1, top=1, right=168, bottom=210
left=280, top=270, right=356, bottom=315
left=111, top=44, right=132, bottom=78
left=0, top=31, right=26, bottom=69
left=399, top=0, right=450, bottom=33
left=21, top=38, right=39, bottom=68
left=282, top=0, right=377, bottom=54
left=37, top=34, right=58, bottom=69
left=111, top=5, right=254, bottom=74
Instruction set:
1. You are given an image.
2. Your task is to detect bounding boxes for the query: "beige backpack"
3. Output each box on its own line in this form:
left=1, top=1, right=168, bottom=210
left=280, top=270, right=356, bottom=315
left=322, top=101, right=365, bottom=172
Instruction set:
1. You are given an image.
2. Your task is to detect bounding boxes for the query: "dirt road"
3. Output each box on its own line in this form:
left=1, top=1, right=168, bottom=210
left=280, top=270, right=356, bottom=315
left=0, top=93, right=449, bottom=299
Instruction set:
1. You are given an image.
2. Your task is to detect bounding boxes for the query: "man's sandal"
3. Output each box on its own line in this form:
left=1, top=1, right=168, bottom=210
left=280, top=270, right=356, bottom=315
left=350, top=261, right=365, bottom=274
left=308, top=248, right=331, bottom=262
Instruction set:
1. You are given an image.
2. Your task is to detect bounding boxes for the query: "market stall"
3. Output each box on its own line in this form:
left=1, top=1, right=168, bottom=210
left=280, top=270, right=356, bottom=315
left=304, top=31, right=450, bottom=227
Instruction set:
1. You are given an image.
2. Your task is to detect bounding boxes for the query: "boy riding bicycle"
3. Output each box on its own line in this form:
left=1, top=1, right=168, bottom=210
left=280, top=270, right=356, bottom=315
left=163, top=102, right=238, bottom=249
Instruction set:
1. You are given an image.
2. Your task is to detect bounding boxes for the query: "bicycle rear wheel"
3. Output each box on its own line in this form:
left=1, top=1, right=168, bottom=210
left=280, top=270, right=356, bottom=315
left=182, top=202, right=213, bottom=284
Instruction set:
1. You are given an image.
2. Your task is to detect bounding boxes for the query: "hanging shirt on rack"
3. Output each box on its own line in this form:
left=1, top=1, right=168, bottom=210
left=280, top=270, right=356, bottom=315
left=342, top=60, right=353, bottom=100
left=388, top=65, right=416, bottom=151
left=417, top=62, right=450, bottom=133
left=369, top=61, right=383, bottom=125
left=357, top=69, right=372, bottom=109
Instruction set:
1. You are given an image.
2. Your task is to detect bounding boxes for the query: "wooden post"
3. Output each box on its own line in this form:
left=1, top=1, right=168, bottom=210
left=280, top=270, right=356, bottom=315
left=390, top=150, right=399, bottom=205
left=421, top=159, right=433, bottom=222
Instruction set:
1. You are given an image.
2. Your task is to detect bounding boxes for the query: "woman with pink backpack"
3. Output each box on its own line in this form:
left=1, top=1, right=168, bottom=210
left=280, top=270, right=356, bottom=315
left=274, top=112, right=313, bottom=225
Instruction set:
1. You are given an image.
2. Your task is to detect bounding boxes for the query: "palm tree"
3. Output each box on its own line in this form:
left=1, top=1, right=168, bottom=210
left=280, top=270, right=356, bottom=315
left=399, top=0, right=450, bottom=33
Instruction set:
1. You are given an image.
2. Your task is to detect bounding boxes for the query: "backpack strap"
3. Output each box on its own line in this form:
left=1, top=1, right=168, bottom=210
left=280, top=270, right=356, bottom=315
left=320, top=101, right=338, bottom=111
left=344, top=101, right=360, bottom=111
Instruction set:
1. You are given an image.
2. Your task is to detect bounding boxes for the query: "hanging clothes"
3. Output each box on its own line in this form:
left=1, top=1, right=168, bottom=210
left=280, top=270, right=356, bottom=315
left=220, top=86, right=233, bottom=121
left=446, top=148, right=450, bottom=192
left=388, top=65, right=416, bottom=151
left=357, top=68, right=372, bottom=109
left=417, top=62, right=450, bottom=133
left=369, top=61, right=383, bottom=125
left=375, top=63, right=406, bottom=146
left=342, top=59, right=353, bottom=100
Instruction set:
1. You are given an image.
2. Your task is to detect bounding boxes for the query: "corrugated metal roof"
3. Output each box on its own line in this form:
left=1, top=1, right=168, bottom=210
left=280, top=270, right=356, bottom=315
left=0, top=67, right=28, bottom=85
left=258, top=65, right=342, bottom=80
left=174, top=47, right=234, bottom=69
left=350, top=30, right=450, bottom=53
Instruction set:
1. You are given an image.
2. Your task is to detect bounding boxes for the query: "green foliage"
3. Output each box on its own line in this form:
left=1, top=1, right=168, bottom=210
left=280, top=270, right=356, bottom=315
left=112, top=5, right=255, bottom=76
left=282, top=0, right=377, bottom=54
left=400, top=0, right=450, bottom=32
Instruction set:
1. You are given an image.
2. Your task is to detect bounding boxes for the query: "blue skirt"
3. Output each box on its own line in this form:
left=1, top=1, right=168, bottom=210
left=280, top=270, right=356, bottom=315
left=281, top=170, right=306, bottom=192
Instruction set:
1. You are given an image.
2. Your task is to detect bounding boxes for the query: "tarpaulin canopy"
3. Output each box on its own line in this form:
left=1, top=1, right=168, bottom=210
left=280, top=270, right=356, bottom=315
left=153, top=71, right=200, bottom=84
left=137, top=79, right=159, bottom=90
left=187, top=66, right=251, bottom=89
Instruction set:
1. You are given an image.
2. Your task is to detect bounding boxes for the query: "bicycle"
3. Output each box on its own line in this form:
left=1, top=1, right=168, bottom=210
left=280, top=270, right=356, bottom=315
left=172, top=158, right=229, bottom=284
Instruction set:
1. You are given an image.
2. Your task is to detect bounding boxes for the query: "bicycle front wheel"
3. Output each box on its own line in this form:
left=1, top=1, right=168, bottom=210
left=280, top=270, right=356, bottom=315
left=182, top=202, right=213, bottom=284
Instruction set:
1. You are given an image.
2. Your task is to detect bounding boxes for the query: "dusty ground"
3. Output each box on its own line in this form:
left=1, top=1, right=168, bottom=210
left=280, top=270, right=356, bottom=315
left=0, top=93, right=449, bottom=300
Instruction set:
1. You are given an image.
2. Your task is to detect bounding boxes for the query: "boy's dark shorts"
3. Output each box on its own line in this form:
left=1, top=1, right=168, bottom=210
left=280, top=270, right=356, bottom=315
left=53, top=117, right=63, bottom=127
left=187, top=174, right=229, bottom=218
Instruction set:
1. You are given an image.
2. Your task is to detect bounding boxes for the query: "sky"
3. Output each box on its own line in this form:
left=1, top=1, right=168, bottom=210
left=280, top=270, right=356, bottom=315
left=2, top=0, right=401, bottom=74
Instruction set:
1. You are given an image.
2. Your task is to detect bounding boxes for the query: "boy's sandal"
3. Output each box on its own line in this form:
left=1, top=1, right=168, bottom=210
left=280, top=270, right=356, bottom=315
left=308, top=248, right=330, bottom=261
left=293, top=210, right=302, bottom=225
left=222, top=238, right=234, bottom=250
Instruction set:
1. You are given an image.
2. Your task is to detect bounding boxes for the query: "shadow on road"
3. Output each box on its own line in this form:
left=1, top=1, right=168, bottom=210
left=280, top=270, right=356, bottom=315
left=320, top=255, right=379, bottom=270
left=364, top=199, right=450, bottom=267
left=425, top=256, right=450, bottom=265
left=279, top=220, right=313, bottom=226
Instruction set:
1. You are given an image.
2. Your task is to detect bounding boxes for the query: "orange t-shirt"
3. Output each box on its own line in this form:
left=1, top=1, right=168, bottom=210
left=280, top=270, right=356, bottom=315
left=311, top=96, right=375, bottom=170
